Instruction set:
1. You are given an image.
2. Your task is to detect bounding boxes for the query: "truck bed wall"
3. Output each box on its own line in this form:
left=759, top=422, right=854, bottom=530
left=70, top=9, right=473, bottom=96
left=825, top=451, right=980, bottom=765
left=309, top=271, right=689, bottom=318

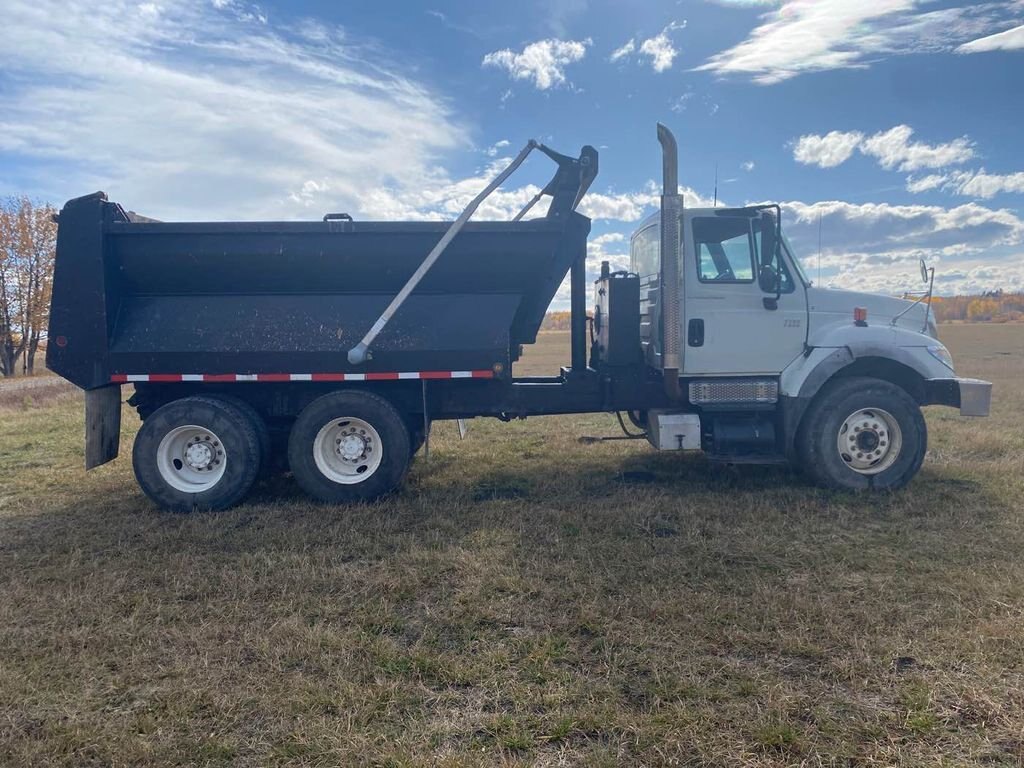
left=47, top=194, right=590, bottom=390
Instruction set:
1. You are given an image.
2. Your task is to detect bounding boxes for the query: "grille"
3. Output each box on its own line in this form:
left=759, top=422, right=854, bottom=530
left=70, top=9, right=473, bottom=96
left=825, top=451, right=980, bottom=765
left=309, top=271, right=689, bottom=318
left=689, top=379, right=778, bottom=405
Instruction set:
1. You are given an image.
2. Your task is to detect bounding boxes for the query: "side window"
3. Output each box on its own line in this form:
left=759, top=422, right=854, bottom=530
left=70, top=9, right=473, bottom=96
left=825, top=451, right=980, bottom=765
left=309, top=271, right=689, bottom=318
left=631, top=225, right=660, bottom=278
left=693, top=217, right=754, bottom=283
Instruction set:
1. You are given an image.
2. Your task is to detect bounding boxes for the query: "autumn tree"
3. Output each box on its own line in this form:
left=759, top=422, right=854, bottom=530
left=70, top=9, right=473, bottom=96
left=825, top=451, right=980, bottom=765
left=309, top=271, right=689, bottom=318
left=0, top=197, right=58, bottom=376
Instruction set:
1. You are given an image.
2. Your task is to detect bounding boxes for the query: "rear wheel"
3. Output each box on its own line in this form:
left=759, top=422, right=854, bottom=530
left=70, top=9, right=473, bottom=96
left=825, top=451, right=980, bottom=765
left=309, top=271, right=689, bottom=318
left=798, top=377, right=926, bottom=491
left=288, top=390, right=411, bottom=503
left=132, top=396, right=262, bottom=512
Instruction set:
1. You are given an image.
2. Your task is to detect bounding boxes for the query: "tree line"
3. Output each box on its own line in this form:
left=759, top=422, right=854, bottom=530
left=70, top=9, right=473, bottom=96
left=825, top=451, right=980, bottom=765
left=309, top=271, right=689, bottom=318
left=930, top=291, right=1024, bottom=323
left=0, top=198, right=57, bottom=377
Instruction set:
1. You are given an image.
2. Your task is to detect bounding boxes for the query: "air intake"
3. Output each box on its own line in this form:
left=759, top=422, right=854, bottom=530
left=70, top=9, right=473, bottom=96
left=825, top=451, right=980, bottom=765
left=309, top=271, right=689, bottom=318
left=689, top=379, right=778, bottom=405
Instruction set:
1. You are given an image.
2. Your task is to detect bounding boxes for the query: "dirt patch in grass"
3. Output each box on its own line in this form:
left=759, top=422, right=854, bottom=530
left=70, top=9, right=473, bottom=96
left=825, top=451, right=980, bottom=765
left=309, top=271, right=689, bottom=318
left=1, top=325, right=1022, bottom=765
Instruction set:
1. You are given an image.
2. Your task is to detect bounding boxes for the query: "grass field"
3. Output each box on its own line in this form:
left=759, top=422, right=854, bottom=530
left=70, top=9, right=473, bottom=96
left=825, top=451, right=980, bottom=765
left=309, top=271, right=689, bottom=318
left=1, top=325, right=1022, bottom=766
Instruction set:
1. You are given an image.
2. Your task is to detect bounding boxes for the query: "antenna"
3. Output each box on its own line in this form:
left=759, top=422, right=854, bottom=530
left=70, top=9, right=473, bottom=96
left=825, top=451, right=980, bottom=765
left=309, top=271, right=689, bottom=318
left=713, top=162, right=718, bottom=208
left=817, top=209, right=822, bottom=286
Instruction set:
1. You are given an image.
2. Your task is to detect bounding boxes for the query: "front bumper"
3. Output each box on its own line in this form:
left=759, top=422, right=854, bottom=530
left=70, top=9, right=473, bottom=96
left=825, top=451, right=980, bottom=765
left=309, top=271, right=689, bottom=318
left=924, top=377, right=992, bottom=417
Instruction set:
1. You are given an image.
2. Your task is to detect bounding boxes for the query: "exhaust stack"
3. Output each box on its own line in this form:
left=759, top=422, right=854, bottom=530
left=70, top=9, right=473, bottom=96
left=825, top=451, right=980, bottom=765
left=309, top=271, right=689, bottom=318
left=657, top=123, right=683, bottom=400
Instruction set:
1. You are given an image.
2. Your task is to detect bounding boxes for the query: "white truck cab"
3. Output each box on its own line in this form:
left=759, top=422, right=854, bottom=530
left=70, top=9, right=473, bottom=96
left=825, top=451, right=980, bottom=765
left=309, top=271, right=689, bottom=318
left=627, top=195, right=991, bottom=490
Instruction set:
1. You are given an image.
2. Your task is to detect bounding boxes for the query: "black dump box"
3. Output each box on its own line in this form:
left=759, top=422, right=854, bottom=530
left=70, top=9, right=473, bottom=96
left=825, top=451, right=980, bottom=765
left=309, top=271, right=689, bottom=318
left=47, top=145, right=596, bottom=391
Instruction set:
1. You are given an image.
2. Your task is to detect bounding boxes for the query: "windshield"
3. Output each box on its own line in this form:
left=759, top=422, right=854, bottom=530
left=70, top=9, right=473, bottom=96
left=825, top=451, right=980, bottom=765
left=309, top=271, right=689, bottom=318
left=631, top=224, right=660, bottom=278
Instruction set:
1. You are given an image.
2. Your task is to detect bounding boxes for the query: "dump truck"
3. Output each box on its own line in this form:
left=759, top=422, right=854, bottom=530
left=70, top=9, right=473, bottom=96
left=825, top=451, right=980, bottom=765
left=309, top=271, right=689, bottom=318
left=46, top=124, right=992, bottom=512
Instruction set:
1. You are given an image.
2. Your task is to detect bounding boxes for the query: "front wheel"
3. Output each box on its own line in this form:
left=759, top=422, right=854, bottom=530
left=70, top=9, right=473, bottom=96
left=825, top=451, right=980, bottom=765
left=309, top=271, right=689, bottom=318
left=288, top=390, right=411, bottom=503
left=798, top=377, right=927, bottom=491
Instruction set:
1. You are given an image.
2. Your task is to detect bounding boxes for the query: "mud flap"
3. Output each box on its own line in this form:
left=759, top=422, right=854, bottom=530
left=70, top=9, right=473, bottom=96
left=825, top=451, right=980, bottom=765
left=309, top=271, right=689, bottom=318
left=85, top=385, right=121, bottom=469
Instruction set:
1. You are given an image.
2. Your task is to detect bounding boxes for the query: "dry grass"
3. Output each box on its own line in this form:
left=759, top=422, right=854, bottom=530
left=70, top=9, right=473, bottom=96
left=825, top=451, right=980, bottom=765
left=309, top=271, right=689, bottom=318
left=0, top=378, right=73, bottom=411
left=1, top=325, right=1022, bottom=766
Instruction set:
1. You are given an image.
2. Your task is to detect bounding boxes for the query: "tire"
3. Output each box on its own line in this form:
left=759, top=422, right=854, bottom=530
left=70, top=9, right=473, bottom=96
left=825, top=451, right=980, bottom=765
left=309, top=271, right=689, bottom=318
left=132, top=396, right=263, bottom=512
left=209, top=394, right=272, bottom=477
left=287, top=390, right=411, bottom=503
left=798, top=376, right=927, bottom=491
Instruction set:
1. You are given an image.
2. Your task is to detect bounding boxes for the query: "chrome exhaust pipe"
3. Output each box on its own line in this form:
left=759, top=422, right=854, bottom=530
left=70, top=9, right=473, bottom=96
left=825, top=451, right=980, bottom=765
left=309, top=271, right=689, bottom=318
left=657, top=123, right=683, bottom=400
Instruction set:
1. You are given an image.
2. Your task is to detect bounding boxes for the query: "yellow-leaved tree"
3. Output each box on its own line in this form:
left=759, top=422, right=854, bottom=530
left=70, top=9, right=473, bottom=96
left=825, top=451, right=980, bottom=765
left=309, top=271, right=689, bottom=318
left=0, top=197, right=58, bottom=376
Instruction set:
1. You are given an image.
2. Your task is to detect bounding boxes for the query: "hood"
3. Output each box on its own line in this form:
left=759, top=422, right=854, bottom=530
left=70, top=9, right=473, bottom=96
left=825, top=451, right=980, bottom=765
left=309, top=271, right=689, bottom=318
left=807, top=286, right=933, bottom=336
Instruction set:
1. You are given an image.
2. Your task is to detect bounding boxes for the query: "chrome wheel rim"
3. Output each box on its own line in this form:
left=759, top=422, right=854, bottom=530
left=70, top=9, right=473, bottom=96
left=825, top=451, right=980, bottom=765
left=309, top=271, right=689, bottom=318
left=837, top=408, right=903, bottom=475
left=313, top=417, right=383, bottom=484
left=157, top=424, right=227, bottom=492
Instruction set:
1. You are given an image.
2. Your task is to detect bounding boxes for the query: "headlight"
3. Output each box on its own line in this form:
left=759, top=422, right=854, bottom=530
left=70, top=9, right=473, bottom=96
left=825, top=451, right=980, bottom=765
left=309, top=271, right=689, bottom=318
left=927, top=344, right=954, bottom=371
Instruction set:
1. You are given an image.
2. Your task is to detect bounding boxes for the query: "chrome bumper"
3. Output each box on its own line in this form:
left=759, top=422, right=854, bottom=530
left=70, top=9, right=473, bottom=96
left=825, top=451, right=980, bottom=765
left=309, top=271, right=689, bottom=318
left=925, top=377, right=992, bottom=417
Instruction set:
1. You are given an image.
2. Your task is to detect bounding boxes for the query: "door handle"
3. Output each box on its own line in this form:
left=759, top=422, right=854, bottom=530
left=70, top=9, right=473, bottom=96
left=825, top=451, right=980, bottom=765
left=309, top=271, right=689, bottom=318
left=688, top=318, right=704, bottom=347
left=763, top=297, right=778, bottom=311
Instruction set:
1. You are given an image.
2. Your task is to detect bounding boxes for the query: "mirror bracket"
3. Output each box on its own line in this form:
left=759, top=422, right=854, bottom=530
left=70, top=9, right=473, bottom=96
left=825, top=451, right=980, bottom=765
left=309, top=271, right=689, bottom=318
left=759, top=206, right=784, bottom=303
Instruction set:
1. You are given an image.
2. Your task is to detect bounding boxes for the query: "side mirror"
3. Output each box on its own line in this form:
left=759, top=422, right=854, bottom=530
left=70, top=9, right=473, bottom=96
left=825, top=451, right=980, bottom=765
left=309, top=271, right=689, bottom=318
left=919, top=257, right=929, bottom=284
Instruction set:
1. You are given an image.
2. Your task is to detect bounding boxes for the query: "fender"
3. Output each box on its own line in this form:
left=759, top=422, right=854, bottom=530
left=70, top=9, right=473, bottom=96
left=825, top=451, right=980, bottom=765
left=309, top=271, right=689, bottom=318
left=778, top=323, right=942, bottom=459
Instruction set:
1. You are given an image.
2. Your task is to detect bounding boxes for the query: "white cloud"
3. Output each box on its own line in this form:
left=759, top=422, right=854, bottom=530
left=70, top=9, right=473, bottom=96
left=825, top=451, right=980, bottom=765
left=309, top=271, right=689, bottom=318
left=782, top=198, right=1024, bottom=294
left=905, top=174, right=948, bottom=193
left=741, top=161, right=755, bottom=172
left=784, top=199, right=1022, bottom=252
left=611, top=22, right=685, bottom=72
left=361, top=163, right=715, bottom=229
left=953, top=169, right=1024, bottom=198
left=366, top=168, right=1023, bottom=304
left=957, top=23, right=1024, bottom=53
left=696, top=0, right=1012, bottom=83
left=792, top=130, right=864, bottom=168
left=609, top=39, right=635, bottom=62
left=0, top=0, right=465, bottom=221
left=792, top=125, right=974, bottom=172
left=551, top=229, right=633, bottom=309
left=579, top=183, right=715, bottom=220
left=485, top=139, right=511, bottom=157
left=639, top=22, right=685, bottom=72
left=906, top=169, right=1024, bottom=199
left=548, top=194, right=1024, bottom=307
left=288, top=179, right=330, bottom=207
left=669, top=88, right=719, bottom=116
left=482, top=38, right=589, bottom=90
left=860, top=125, right=974, bottom=172
left=588, top=232, right=631, bottom=272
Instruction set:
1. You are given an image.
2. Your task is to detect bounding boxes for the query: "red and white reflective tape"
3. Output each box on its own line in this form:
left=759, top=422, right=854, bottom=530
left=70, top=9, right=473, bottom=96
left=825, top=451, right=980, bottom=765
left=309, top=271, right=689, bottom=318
left=110, top=370, right=495, bottom=384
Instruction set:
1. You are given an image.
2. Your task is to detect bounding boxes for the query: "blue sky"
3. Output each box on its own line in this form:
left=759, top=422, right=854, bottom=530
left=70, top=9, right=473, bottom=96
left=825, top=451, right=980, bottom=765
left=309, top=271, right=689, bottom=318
left=2, top=0, right=1023, bottom=304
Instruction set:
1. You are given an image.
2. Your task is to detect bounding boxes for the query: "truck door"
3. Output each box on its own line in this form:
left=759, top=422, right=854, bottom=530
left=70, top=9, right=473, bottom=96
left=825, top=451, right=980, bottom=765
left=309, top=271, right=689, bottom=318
left=682, top=214, right=806, bottom=375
